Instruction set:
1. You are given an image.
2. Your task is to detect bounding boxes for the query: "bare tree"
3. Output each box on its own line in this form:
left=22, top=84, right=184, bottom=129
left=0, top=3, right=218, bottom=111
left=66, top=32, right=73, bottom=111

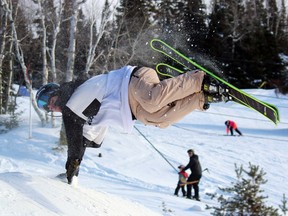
left=2, top=0, right=46, bottom=124
left=34, top=0, right=65, bottom=127
left=5, top=28, right=14, bottom=113
left=32, top=0, right=64, bottom=84
left=2, top=4, right=14, bottom=114
left=105, top=0, right=156, bottom=70
left=49, top=0, right=63, bottom=82
left=65, top=0, right=87, bottom=82
left=83, top=0, right=114, bottom=74
left=34, top=0, right=49, bottom=84
left=0, top=1, right=8, bottom=114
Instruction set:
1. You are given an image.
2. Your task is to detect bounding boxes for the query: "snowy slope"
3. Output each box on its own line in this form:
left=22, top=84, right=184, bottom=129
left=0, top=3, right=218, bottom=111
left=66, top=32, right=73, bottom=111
left=0, top=88, right=287, bottom=216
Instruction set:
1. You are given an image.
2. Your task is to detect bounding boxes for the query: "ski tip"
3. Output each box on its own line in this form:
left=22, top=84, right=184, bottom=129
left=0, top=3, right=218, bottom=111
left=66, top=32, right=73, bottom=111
left=150, top=38, right=161, bottom=43
left=150, top=38, right=158, bottom=47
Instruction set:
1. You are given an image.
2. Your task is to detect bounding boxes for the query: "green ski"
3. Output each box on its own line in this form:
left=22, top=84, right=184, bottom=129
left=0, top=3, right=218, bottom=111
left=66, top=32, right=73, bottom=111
left=150, top=39, right=280, bottom=125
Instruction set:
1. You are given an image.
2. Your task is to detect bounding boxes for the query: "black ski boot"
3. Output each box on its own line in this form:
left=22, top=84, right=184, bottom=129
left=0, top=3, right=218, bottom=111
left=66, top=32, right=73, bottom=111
left=204, top=93, right=223, bottom=103
left=202, top=75, right=216, bottom=93
left=202, top=75, right=227, bottom=95
left=66, top=159, right=80, bottom=184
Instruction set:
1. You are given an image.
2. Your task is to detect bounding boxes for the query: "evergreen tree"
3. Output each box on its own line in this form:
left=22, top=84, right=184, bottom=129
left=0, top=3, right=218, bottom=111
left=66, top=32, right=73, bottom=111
left=206, top=163, right=279, bottom=215
left=149, top=0, right=211, bottom=74
left=206, top=0, right=246, bottom=85
left=153, top=0, right=180, bottom=40
left=111, top=0, right=153, bottom=67
left=152, top=0, right=208, bottom=50
left=183, top=0, right=208, bottom=52
left=206, top=0, right=230, bottom=57
left=239, top=0, right=284, bottom=88
left=206, top=0, right=285, bottom=88
left=276, top=0, right=288, bottom=54
left=265, top=0, right=278, bottom=34
left=279, top=194, right=288, bottom=215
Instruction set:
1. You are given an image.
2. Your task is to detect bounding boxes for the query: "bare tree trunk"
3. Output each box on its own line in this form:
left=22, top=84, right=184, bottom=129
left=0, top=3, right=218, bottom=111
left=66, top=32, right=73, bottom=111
left=48, top=0, right=64, bottom=128
left=61, top=0, right=86, bottom=145
left=36, top=0, right=56, bottom=127
left=66, top=0, right=87, bottom=81
left=2, top=0, right=46, bottom=125
left=37, top=0, right=48, bottom=84
left=50, top=0, right=63, bottom=82
left=5, top=36, right=13, bottom=113
left=0, top=2, right=8, bottom=114
left=65, top=0, right=77, bottom=81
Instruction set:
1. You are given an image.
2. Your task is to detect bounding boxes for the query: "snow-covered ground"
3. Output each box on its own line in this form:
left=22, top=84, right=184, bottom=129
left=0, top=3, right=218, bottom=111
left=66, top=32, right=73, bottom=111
left=0, top=87, right=287, bottom=216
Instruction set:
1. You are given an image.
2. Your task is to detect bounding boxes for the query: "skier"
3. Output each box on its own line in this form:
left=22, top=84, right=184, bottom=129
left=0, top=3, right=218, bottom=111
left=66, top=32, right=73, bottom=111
left=182, top=149, right=202, bottom=201
left=36, top=66, right=222, bottom=184
left=225, top=120, right=242, bottom=136
left=174, top=165, right=188, bottom=197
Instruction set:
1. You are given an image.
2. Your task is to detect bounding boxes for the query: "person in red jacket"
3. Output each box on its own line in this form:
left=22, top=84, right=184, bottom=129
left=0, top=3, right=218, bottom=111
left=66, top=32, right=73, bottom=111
left=225, top=120, right=243, bottom=136
left=174, top=165, right=188, bottom=197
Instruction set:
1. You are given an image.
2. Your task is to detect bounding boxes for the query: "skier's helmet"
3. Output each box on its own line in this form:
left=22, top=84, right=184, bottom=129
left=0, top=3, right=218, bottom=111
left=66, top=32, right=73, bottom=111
left=36, top=83, right=60, bottom=112
left=225, top=120, right=229, bottom=126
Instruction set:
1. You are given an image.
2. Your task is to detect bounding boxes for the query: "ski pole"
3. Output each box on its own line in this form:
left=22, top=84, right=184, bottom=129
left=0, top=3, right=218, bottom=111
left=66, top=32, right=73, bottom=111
left=202, top=168, right=209, bottom=174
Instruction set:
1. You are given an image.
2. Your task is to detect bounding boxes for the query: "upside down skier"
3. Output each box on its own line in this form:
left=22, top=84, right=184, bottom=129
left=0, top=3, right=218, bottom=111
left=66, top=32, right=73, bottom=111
left=36, top=66, right=223, bottom=184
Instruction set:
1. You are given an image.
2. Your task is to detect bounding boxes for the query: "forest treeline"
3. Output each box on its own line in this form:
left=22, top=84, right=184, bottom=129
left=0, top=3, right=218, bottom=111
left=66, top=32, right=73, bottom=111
left=0, top=0, right=288, bottom=117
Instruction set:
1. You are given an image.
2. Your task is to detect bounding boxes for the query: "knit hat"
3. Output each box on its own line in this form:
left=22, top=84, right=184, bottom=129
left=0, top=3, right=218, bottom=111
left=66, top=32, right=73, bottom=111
left=178, top=165, right=185, bottom=169
left=187, top=149, right=194, bottom=154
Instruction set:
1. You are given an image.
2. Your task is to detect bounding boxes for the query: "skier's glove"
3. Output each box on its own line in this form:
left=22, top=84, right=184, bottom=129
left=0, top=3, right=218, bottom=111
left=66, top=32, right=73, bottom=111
left=66, top=159, right=80, bottom=184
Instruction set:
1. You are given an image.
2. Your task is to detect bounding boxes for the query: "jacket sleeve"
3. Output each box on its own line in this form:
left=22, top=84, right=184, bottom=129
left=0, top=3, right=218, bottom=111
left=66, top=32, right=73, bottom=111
left=184, top=159, right=193, bottom=171
left=62, top=107, right=86, bottom=161
left=83, top=125, right=108, bottom=145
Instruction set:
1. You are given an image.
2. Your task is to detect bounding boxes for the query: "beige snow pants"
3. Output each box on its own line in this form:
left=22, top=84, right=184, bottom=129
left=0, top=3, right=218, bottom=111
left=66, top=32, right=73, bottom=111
left=128, top=67, right=205, bottom=128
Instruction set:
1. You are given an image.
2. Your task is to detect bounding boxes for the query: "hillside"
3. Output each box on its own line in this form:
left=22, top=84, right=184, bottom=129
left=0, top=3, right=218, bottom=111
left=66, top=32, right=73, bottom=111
left=0, top=88, right=287, bottom=216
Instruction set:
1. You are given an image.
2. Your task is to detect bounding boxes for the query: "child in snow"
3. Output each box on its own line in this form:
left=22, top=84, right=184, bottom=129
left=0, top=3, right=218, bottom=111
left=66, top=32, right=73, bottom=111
left=174, top=165, right=188, bottom=197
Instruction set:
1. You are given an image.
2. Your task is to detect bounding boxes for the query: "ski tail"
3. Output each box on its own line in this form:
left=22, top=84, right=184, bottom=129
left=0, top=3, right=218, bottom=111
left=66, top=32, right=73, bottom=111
left=156, top=63, right=186, bottom=78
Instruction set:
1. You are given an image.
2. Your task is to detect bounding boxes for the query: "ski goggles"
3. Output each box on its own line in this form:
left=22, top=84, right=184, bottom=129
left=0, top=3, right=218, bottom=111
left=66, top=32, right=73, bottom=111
left=37, top=93, right=52, bottom=112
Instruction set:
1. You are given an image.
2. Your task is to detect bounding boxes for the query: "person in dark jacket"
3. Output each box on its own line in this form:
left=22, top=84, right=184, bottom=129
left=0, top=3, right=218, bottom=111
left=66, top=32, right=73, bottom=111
left=182, top=149, right=202, bottom=201
left=36, top=66, right=221, bottom=184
